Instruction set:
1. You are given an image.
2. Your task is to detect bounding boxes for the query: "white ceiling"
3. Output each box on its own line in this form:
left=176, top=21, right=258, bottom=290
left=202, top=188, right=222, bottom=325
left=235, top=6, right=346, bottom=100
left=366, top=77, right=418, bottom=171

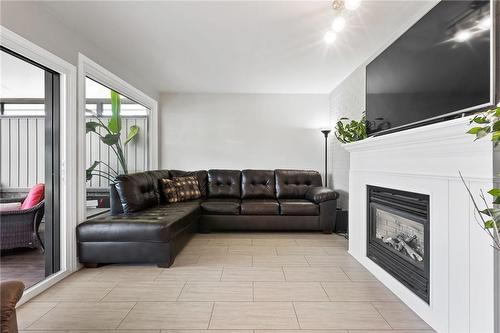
left=40, top=0, right=435, bottom=94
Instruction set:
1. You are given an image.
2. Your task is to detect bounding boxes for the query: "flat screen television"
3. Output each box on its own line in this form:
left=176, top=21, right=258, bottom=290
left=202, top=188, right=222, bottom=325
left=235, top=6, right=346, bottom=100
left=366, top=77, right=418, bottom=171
left=366, top=0, right=494, bottom=136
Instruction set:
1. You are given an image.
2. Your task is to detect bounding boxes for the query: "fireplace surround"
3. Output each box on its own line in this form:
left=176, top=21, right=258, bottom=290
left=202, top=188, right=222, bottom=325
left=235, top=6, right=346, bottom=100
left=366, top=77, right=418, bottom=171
left=344, top=117, right=495, bottom=332
left=367, top=185, right=430, bottom=303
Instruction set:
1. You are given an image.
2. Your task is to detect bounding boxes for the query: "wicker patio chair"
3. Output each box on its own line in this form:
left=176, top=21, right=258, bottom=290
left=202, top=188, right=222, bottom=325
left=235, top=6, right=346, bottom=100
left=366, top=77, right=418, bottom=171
left=0, top=197, right=45, bottom=251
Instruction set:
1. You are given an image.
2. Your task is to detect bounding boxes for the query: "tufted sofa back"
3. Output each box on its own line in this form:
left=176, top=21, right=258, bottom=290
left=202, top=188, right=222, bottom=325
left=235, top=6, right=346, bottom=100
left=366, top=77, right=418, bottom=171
left=114, top=170, right=170, bottom=213
left=275, top=169, right=322, bottom=199
left=111, top=168, right=324, bottom=215
left=241, top=170, right=276, bottom=199
left=207, top=169, right=241, bottom=199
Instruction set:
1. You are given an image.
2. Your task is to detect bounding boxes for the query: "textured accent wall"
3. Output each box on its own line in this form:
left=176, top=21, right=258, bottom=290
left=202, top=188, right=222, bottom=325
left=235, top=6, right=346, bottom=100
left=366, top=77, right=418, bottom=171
left=329, top=67, right=365, bottom=209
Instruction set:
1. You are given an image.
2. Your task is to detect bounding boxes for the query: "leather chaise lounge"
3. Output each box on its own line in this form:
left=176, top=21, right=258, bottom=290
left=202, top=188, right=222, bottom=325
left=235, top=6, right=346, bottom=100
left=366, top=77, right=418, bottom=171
left=77, top=169, right=339, bottom=268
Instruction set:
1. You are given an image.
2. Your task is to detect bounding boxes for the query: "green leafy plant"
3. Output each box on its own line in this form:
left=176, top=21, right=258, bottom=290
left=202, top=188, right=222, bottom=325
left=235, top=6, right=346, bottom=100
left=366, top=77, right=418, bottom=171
left=334, top=112, right=367, bottom=144
left=465, top=104, right=500, bottom=251
left=86, top=90, right=140, bottom=182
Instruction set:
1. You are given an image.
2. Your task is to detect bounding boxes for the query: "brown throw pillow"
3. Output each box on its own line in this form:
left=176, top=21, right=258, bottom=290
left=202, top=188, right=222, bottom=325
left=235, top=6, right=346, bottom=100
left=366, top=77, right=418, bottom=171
left=161, top=178, right=180, bottom=203
left=173, top=176, right=202, bottom=201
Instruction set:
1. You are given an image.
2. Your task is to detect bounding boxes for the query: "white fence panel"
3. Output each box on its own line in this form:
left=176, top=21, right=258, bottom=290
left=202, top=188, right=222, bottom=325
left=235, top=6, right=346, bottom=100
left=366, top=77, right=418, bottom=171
left=0, top=116, right=148, bottom=191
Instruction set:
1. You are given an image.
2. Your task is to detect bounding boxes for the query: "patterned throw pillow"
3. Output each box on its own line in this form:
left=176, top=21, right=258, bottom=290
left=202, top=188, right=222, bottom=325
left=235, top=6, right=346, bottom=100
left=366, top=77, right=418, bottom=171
left=173, top=176, right=202, bottom=201
left=161, top=178, right=180, bottom=203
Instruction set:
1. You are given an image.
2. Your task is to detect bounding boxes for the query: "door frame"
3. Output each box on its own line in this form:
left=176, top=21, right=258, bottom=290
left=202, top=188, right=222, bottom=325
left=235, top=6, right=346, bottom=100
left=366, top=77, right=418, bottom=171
left=77, top=53, right=158, bottom=229
left=0, top=26, right=78, bottom=304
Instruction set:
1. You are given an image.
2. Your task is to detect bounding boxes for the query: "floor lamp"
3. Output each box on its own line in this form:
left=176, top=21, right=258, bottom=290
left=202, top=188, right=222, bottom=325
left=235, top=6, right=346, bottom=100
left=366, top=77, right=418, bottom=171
left=321, top=129, right=331, bottom=187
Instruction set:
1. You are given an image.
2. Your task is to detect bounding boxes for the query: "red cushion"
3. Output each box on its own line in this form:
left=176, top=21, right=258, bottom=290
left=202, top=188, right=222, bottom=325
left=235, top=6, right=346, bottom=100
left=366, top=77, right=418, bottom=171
left=21, top=184, right=45, bottom=210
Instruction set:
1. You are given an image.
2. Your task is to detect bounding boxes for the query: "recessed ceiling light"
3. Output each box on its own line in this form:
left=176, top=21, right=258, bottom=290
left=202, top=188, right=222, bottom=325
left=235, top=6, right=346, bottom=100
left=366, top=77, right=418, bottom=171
left=331, top=16, right=346, bottom=32
left=455, top=30, right=472, bottom=42
left=324, top=31, right=337, bottom=44
left=345, top=0, right=361, bottom=11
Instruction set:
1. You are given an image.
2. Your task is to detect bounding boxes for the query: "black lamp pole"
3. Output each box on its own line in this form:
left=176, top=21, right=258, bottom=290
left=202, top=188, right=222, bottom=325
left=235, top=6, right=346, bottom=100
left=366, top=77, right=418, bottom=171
left=321, top=129, right=331, bottom=187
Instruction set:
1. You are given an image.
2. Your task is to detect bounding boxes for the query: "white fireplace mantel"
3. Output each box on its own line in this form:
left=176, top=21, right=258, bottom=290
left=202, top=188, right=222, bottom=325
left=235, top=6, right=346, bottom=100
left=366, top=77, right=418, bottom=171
left=344, top=116, right=495, bottom=333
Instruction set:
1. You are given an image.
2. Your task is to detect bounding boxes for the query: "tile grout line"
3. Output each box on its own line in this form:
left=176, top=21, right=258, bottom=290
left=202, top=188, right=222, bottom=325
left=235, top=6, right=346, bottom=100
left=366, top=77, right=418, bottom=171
left=96, top=281, right=119, bottom=302
left=22, top=300, right=60, bottom=330
left=175, top=281, right=188, bottom=301
left=207, top=301, right=216, bottom=329
left=338, top=265, right=353, bottom=282
left=370, top=300, right=393, bottom=329
left=115, top=301, right=138, bottom=329
left=319, top=281, right=332, bottom=302
left=291, top=301, right=302, bottom=329
left=281, top=266, right=287, bottom=281
left=219, top=266, right=225, bottom=281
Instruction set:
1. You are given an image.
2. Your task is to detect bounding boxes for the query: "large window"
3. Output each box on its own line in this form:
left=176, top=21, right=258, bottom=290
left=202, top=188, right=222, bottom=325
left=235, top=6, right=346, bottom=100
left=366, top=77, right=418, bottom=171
left=84, top=77, right=150, bottom=217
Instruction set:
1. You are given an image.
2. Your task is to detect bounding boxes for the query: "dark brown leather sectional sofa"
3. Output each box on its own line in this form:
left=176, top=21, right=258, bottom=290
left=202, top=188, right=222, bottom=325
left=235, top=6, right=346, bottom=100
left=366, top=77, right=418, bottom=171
left=77, top=169, right=339, bottom=268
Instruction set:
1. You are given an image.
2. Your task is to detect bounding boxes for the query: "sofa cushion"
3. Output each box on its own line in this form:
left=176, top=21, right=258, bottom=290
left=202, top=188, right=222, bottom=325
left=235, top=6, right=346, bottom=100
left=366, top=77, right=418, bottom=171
left=160, top=179, right=180, bottom=203
left=77, top=201, right=201, bottom=243
left=21, top=183, right=45, bottom=210
left=208, top=170, right=241, bottom=199
left=240, top=199, right=279, bottom=215
left=275, top=170, right=322, bottom=199
left=279, top=199, right=319, bottom=216
left=170, top=170, right=208, bottom=197
left=201, top=198, right=240, bottom=215
left=173, top=176, right=202, bottom=201
left=241, top=170, right=275, bottom=199
left=115, top=172, right=160, bottom=213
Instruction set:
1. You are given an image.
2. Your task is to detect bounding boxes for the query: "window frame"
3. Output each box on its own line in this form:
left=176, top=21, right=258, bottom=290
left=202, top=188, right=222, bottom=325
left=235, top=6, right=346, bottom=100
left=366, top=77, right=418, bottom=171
left=77, top=54, right=158, bottom=224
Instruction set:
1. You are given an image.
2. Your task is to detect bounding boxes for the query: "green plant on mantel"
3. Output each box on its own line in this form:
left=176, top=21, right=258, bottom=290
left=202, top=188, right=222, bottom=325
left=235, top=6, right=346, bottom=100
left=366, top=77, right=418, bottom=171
left=465, top=104, right=500, bottom=251
left=334, top=112, right=367, bottom=144
left=86, top=90, right=140, bottom=182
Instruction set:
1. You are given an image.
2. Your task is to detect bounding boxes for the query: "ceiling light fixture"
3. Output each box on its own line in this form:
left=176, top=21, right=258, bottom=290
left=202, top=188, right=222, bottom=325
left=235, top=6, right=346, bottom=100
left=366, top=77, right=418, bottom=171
left=324, top=31, right=337, bottom=44
left=325, top=0, right=361, bottom=44
left=332, top=16, right=346, bottom=32
left=345, top=0, right=362, bottom=11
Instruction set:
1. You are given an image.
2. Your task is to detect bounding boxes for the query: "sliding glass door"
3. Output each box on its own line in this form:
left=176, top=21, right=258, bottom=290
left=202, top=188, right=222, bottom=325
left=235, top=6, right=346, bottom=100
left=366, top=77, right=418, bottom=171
left=0, top=47, right=60, bottom=288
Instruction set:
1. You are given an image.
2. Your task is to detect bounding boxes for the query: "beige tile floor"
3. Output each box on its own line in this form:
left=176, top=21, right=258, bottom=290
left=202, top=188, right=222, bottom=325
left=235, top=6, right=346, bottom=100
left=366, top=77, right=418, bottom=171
left=18, top=232, right=435, bottom=333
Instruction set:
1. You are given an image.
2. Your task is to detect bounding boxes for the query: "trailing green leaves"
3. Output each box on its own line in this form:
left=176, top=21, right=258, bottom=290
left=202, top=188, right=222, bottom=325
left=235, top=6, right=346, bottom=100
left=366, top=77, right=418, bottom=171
left=464, top=106, right=500, bottom=250
left=334, top=112, right=367, bottom=144
left=468, top=105, right=500, bottom=146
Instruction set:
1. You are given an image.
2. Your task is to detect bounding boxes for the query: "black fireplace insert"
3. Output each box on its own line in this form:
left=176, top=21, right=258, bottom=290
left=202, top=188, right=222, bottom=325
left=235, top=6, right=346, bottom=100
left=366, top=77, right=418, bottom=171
left=367, top=185, right=430, bottom=303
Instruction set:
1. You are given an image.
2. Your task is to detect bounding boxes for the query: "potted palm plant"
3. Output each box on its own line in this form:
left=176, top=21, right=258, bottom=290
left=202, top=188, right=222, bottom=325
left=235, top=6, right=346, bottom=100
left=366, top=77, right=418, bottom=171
left=86, top=90, right=140, bottom=182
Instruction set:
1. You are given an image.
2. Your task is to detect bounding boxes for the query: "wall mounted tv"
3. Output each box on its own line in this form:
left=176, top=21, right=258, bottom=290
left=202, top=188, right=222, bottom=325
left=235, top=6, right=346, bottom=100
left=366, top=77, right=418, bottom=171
left=366, top=0, right=494, bottom=136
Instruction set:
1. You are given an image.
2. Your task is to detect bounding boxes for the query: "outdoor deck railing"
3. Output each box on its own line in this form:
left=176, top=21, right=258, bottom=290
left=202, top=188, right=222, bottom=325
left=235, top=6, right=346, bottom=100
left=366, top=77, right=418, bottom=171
left=0, top=115, right=148, bottom=194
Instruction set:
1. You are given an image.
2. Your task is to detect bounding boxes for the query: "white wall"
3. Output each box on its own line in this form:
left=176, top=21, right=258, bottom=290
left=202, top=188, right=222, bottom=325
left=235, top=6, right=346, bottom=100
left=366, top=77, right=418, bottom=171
left=160, top=93, right=330, bottom=177
left=0, top=1, right=158, bottom=100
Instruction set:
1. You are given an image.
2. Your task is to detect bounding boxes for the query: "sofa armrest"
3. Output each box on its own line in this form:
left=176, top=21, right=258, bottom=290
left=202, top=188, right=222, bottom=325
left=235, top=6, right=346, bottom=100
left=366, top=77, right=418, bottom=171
left=1, top=280, right=24, bottom=332
left=305, top=187, right=339, bottom=204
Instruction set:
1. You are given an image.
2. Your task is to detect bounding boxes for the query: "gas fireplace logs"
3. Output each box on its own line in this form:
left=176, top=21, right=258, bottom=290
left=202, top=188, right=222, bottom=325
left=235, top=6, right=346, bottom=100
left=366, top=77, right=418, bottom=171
left=382, top=234, right=423, bottom=262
